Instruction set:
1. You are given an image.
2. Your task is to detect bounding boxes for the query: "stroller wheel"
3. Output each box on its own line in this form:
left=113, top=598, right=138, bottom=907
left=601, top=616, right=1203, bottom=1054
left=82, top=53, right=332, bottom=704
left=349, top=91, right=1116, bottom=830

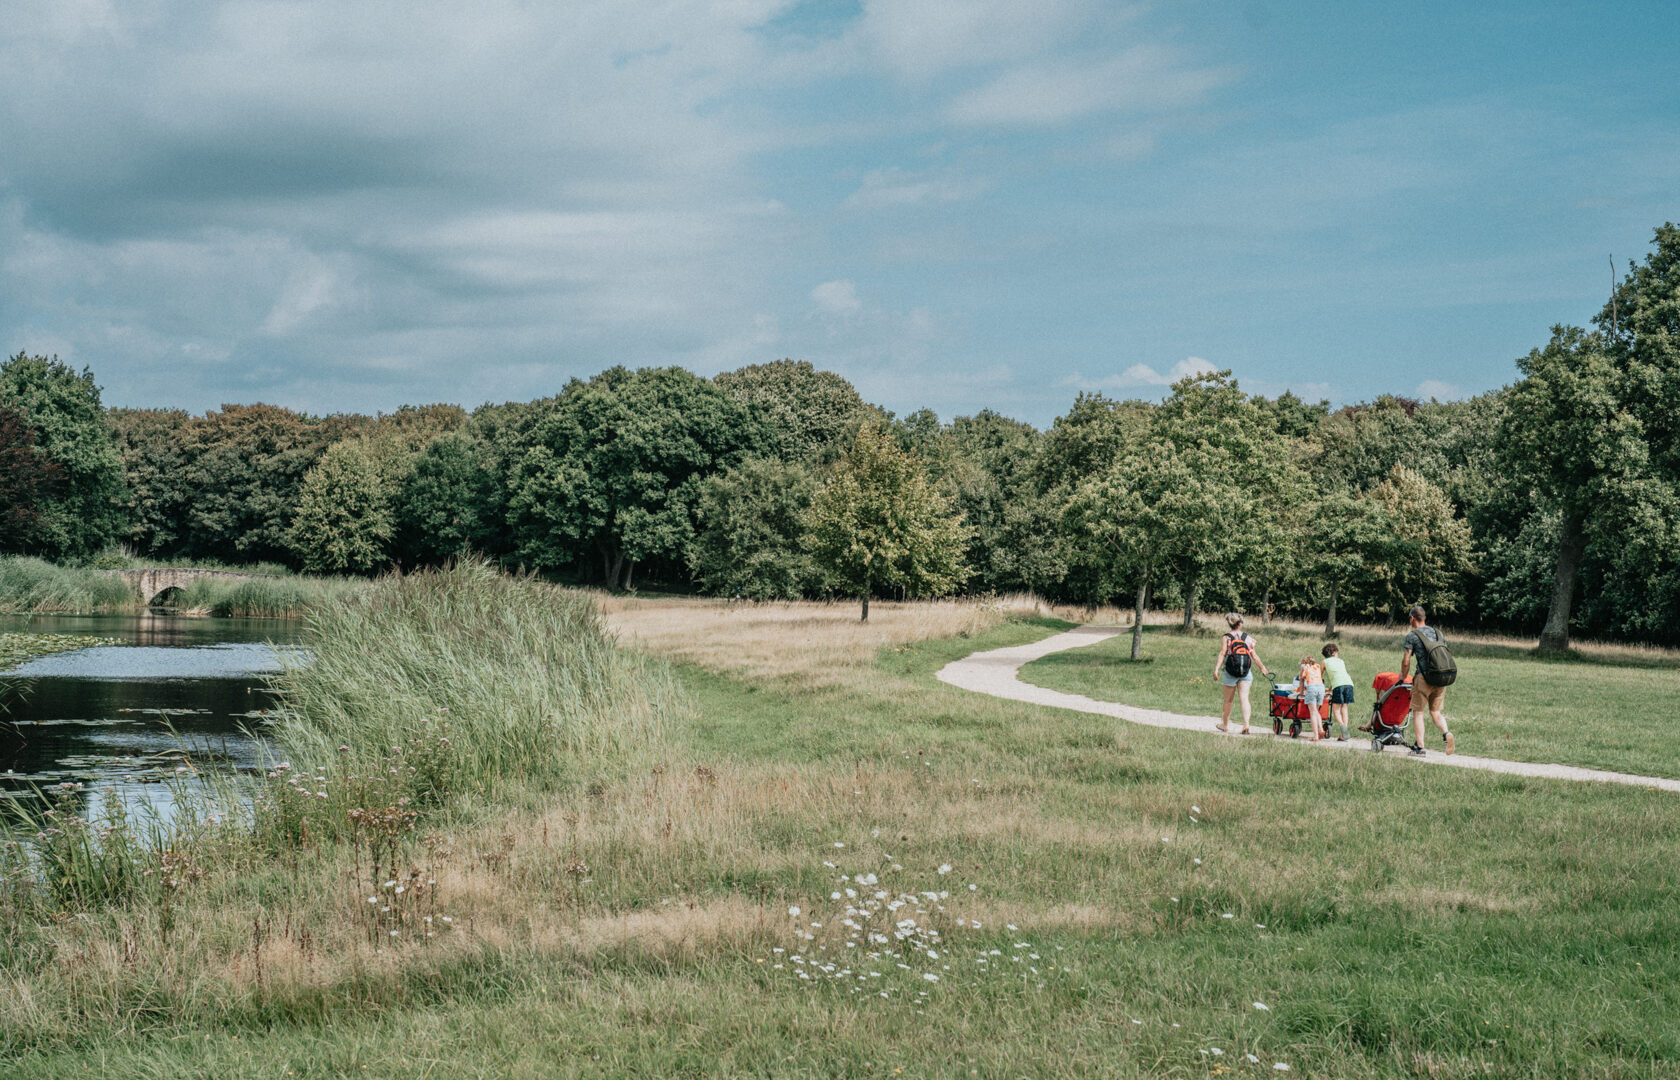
left=1372, top=735, right=1382, bottom=753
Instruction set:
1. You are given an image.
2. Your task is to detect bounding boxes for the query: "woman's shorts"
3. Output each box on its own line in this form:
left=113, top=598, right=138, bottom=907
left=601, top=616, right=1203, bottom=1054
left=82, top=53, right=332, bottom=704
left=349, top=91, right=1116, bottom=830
left=1220, top=670, right=1253, bottom=687
left=1300, top=684, right=1326, bottom=706
left=1330, top=685, right=1354, bottom=705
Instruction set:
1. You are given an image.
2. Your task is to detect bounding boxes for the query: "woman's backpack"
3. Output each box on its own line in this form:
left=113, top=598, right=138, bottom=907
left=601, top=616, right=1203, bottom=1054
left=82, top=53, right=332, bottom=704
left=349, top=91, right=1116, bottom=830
left=1223, top=633, right=1254, bottom=679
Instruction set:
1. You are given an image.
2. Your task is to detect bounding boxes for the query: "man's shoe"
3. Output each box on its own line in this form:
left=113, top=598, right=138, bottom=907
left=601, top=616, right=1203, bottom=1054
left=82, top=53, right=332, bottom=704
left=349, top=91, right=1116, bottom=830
left=1444, top=731, right=1455, bottom=755
left=1409, top=745, right=1426, bottom=757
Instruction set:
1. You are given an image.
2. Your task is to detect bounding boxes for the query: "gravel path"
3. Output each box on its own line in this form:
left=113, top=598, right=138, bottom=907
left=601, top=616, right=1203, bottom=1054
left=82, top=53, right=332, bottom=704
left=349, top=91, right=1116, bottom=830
left=937, top=624, right=1680, bottom=795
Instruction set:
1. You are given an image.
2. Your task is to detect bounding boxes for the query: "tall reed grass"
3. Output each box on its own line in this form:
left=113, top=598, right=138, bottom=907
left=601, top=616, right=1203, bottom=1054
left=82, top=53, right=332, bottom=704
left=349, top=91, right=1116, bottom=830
left=274, top=560, right=688, bottom=801
left=174, top=574, right=361, bottom=618
left=0, top=557, right=134, bottom=614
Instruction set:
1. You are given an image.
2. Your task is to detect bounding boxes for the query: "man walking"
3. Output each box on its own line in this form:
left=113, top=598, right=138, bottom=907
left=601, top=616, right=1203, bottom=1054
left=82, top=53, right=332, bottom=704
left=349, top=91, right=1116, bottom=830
left=1399, top=604, right=1454, bottom=756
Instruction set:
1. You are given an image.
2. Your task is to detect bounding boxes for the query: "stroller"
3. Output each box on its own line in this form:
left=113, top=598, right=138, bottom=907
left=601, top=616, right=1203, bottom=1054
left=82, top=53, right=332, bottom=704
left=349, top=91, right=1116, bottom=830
left=1269, top=679, right=1330, bottom=738
left=1365, top=672, right=1417, bottom=752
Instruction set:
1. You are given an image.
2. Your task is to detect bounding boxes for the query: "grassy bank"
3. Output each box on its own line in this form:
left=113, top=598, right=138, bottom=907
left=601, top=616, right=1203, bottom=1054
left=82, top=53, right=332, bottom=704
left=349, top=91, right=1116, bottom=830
left=3, top=597, right=1677, bottom=1077
left=1017, top=619, right=1680, bottom=780
left=0, top=555, right=360, bottom=616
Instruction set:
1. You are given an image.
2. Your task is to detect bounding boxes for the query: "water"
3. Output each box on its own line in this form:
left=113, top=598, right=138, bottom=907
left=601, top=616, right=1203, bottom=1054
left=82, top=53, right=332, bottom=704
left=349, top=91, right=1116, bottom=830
left=0, top=613, right=305, bottom=812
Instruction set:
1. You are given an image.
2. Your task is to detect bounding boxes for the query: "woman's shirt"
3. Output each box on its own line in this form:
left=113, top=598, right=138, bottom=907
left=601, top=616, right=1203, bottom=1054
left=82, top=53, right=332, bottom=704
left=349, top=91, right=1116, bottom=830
left=1322, top=656, right=1354, bottom=689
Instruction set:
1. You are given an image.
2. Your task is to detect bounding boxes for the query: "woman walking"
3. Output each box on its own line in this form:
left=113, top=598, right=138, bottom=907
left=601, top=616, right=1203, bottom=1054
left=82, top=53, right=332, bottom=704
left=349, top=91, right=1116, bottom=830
left=1215, top=612, right=1273, bottom=734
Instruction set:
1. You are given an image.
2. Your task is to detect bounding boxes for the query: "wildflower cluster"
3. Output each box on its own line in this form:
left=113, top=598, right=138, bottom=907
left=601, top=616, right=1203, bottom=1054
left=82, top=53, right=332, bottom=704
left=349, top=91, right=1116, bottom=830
left=759, top=841, right=1075, bottom=1006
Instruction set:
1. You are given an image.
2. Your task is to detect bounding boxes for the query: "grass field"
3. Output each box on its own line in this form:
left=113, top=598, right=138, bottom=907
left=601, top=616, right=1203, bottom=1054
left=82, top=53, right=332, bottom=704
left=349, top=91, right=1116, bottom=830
left=1016, top=618, right=1680, bottom=781
left=3, top=596, right=1678, bottom=1078
left=0, top=555, right=360, bottom=617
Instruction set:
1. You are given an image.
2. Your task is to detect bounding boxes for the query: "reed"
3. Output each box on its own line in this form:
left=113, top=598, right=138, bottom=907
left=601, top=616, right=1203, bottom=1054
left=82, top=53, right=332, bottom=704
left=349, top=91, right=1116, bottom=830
left=273, top=560, right=688, bottom=802
left=0, top=557, right=133, bottom=614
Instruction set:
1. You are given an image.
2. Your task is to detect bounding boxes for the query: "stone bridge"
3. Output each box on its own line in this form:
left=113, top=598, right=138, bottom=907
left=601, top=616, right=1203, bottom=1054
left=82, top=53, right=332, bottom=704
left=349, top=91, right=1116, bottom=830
left=101, top=568, right=268, bottom=607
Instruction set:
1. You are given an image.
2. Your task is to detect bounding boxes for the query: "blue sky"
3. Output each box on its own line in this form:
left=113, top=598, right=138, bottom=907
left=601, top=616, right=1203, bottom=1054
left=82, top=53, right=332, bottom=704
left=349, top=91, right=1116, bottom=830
left=2, top=1, right=1676, bottom=426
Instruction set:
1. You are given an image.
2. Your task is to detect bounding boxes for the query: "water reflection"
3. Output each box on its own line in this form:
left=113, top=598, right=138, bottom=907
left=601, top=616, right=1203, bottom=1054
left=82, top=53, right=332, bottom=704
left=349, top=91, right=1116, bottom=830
left=0, top=612, right=304, bottom=809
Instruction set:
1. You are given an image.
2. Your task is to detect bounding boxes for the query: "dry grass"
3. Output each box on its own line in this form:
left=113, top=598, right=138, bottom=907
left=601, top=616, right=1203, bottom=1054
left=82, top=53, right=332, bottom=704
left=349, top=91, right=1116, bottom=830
left=598, top=592, right=1050, bottom=683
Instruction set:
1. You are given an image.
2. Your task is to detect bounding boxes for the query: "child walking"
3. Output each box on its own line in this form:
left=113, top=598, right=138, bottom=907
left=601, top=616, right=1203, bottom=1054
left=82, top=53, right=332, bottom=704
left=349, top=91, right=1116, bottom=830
left=1296, top=655, right=1327, bottom=740
left=1321, top=643, right=1354, bottom=740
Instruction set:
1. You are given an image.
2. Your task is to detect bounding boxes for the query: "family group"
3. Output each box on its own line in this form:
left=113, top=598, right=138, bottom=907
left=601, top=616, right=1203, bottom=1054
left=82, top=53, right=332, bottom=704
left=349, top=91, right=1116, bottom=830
left=1211, top=606, right=1456, bottom=757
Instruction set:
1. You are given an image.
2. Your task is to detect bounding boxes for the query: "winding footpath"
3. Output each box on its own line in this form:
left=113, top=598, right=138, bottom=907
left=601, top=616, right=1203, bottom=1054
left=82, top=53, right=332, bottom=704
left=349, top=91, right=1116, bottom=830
left=937, top=624, right=1680, bottom=795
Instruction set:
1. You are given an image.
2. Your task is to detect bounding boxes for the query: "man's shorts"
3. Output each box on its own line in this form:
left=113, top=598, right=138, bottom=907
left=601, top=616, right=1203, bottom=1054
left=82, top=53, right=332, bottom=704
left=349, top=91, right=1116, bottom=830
left=1410, top=677, right=1446, bottom=712
left=1329, top=685, right=1354, bottom=705
left=1220, top=669, right=1253, bottom=687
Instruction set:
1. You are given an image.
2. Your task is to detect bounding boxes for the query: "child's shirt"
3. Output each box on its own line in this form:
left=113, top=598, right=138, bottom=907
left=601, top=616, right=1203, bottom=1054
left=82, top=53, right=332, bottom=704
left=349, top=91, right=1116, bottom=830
left=1323, top=656, right=1354, bottom=689
left=1299, top=660, right=1325, bottom=687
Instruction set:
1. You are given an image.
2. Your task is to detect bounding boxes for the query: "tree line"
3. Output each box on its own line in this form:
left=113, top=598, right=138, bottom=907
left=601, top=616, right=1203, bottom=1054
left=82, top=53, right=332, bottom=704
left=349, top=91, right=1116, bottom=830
left=3, top=226, right=1677, bottom=648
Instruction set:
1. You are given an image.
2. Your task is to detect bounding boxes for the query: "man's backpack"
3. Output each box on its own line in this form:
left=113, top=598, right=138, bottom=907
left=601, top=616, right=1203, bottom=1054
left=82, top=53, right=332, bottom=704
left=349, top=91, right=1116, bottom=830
left=1414, top=627, right=1458, bottom=687
left=1223, top=633, right=1254, bottom=679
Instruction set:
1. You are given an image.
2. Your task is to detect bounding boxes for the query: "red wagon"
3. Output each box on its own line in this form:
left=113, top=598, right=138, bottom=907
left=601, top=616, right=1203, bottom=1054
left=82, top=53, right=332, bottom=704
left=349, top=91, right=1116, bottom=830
left=1269, top=681, right=1330, bottom=737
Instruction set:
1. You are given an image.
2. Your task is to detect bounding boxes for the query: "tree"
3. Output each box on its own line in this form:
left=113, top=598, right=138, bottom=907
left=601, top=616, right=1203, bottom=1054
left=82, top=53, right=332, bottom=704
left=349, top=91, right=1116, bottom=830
left=714, top=359, right=871, bottom=464
left=0, top=354, right=126, bottom=560
left=109, top=408, right=196, bottom=557
left=805, top=423, right=971, bottom=621
left=690, top=458, right=826, bottom=599
left=1366, top=465, right=1475, bottom=624
left=1498, top=327, right=1641, bottom=651
left=286, top=440, right=394, bottom=574
left=182, top=403, right=356, bottom=564
left=395, top=430, right=498, bottom=568
left=0, top=404, right=62, bottom=553
left=505, top=367, right=762, bottom=587
left=1066, top=438, right=1248, bottom=658
left=1299, top=490, right=1397, bottom=635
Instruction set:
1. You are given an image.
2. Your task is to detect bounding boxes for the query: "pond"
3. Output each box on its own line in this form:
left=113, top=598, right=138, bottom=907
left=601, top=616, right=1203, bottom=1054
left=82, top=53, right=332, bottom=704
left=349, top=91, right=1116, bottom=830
left=0, top=613, right=304, bottom=814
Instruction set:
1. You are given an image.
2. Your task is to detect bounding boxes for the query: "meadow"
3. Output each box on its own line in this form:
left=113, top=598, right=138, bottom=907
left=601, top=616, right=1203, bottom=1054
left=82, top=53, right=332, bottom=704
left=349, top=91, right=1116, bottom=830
left=1, top=585, right=1677, bottom=1078
left=1017, top=617, right=1680, bottom=780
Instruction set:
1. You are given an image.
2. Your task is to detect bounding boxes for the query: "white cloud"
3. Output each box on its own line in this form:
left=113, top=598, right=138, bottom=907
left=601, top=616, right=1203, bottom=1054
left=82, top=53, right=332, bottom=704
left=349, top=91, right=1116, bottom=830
left=857, top=0, right=1107, bottom=80
left=1416, top=379, right=1462, bottom=401
left=843, top=168, right=990, bottom=209
left=947, top=46, right=1231, bottom=127
left=811, top=279, right=863, bottom=314
left=1061, top=356, right=1217, bottom=391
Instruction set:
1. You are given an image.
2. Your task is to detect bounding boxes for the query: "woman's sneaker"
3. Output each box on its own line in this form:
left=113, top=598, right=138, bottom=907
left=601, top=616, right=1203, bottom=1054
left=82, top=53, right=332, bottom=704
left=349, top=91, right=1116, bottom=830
left=1409, top=745, right=1426, bottom=756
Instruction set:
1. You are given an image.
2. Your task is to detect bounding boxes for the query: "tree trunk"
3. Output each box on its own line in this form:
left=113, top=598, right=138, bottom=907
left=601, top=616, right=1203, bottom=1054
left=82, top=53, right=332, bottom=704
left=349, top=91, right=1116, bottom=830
left=1180, top=576, right=1197, bottom=631
left=1538, top=509, right=1587, bottom=653
left=1324, top=583, right=1339, bottom=637
left=1261, top=576, right=1274, bottom=626
left=1130, top=576, right=1148, bottom=661
left=623, top=560, right=635, bottom=591
left=861, top=574, right=870, bottom=622
left=607, top=550, right=625, bottom=591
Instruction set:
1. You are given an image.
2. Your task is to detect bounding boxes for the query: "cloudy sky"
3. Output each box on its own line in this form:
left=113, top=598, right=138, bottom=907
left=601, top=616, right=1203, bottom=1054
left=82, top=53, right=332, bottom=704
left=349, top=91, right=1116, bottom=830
left=3, top=1, right=1676, bottom=425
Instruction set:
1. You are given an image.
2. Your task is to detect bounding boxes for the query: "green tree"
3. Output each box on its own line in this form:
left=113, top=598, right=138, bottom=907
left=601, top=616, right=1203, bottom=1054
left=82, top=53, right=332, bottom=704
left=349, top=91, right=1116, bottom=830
left=1365, top=465, right=1475, bottom=624
left=109, top=407, right=195, bottom=557
left=1499, top=327, right=1643, bottom=651
left=805, top=423, right=971, bottom=621
left=0, top=404, right=62, bottom=553
left=395, top=430, right=497, bottom=568
left=287, top=440, right=394, bottom=574
left=505, top=367, right=762, bottom=587
left=1066, top=438, right=1243, bottom=658
left=0, top=354, right=126, bottom=560
left=183, top=403, right=359, bottom=564
left=714, top=359, right=871, bottom=464
left=1300, top=490, right=1398, bottom=635
left=690, top=458, right=826, bottom=599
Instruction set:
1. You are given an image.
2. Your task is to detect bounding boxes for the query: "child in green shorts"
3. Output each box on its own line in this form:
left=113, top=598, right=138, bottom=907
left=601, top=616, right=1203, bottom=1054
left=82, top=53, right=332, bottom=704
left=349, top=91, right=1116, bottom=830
left=1321, top=643, right=1355, bottom=740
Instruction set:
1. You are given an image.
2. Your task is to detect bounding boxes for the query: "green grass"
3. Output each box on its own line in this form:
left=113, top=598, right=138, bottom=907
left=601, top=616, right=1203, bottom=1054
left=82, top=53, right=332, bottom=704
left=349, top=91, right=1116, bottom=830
left=5, top=605, right=1680, bottom=1078
left=0, top=632, right=124, bottom=671
left=1017, top=623, right=1680, bottom=780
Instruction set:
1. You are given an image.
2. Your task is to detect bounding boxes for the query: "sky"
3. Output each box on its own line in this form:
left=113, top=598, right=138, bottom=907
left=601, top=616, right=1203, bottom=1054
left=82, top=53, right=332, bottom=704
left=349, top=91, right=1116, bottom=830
left=2, top=0, right=1677, bottom=427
